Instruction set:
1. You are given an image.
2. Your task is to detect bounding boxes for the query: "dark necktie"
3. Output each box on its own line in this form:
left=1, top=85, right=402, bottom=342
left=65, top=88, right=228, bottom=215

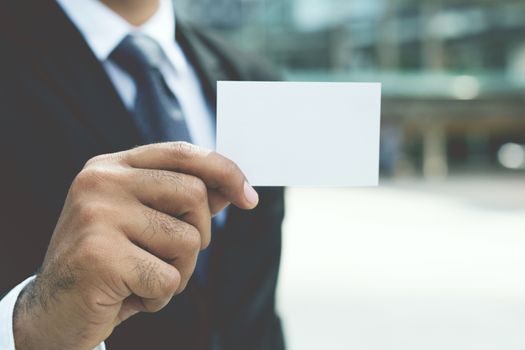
left=110, top=34, right=192, bottom=144
left=110, top=34, right=216, bottom=286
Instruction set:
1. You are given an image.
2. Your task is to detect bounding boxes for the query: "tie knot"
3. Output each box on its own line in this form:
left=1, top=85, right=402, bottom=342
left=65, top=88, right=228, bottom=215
left=110, top=34, right=165, bottom=76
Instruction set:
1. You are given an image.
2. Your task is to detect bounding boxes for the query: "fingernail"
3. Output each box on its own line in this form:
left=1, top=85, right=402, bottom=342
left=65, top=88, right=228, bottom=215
left=244, top=181, right=259, bottom=207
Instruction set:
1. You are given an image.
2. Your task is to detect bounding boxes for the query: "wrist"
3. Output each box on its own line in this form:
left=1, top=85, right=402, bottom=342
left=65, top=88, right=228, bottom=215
left=13, top=277, right=79, bottom=350
left=13, top=279, right=59, bottom=350
left=13, top=275, right=109, bottom=350
left=13, top=280, right=43, bottom=350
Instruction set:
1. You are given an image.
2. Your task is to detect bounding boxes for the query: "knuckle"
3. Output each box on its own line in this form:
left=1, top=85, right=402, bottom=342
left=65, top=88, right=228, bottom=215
left=72, top=167, right=118, bottom=193
left=142, top=209, right=197, bottom=247
left=71, top=166, right=125, bottom=197
left=72, top=168, right=105, bottom=194
left=76, top=202, right=107, bottom=226
left=84, top=154, right=107, bottom=167
left=183, top=225, right=202, bottom=252
left=153, top=214, right=203, bottom=251
left=154, top=212, right=179, bottom=238
left=85, top=152, right=125, bottom=168
left=141, top=207, right=162, bottom=238
left=132, top=259, right=178, bottom=301
left=170, top=141, right=197, bottom=160
left=133, top=259, right=161, bottom=291
left=163, top=222, right=202, bottom=254
left=159, top=267, right=180, bottom=297
left=74, top=199, right=119, bottom=230
left=187, top=177, right=207, bottom=204
left=218, top=159, right=241, bottom=184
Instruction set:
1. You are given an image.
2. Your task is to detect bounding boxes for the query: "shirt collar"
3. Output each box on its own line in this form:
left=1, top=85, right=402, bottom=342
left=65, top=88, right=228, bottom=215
left=56, top=0, right=176, bottom=62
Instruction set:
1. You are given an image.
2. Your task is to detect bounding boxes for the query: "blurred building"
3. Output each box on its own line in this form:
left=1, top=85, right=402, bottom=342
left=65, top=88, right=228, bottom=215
left=176, top=0, right=525, bottom=177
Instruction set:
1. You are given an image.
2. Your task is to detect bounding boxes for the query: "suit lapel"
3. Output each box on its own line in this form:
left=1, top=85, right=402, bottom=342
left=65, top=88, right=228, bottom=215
left=19, top=0, right=143, bottom=151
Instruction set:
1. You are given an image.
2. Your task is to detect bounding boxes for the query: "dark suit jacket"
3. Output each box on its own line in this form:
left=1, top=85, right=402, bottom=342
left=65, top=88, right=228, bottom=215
left=0, top=1, right=285, bottom=349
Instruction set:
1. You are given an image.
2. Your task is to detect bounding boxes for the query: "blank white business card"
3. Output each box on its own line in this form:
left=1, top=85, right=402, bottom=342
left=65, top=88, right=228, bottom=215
left=216, top=81, right=381, bottom=187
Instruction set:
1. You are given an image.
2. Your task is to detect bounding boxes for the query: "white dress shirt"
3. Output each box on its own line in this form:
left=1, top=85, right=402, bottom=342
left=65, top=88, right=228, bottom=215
left=0, top=1, right=218, bottom=349
left=0, top=277, right=38, bottom=350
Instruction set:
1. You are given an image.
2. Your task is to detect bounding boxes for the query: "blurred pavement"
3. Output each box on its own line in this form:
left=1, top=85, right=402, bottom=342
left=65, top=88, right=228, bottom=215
left=278, top=174, right=525, bottom=350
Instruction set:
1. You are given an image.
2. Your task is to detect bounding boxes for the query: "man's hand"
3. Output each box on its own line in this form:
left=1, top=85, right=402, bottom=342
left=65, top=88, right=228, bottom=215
left=13, top=142, right=259, bottom=350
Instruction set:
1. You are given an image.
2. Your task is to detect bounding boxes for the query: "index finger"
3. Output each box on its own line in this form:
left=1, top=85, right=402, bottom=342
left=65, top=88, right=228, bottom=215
left=121, top=142, right=259, bottom=210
